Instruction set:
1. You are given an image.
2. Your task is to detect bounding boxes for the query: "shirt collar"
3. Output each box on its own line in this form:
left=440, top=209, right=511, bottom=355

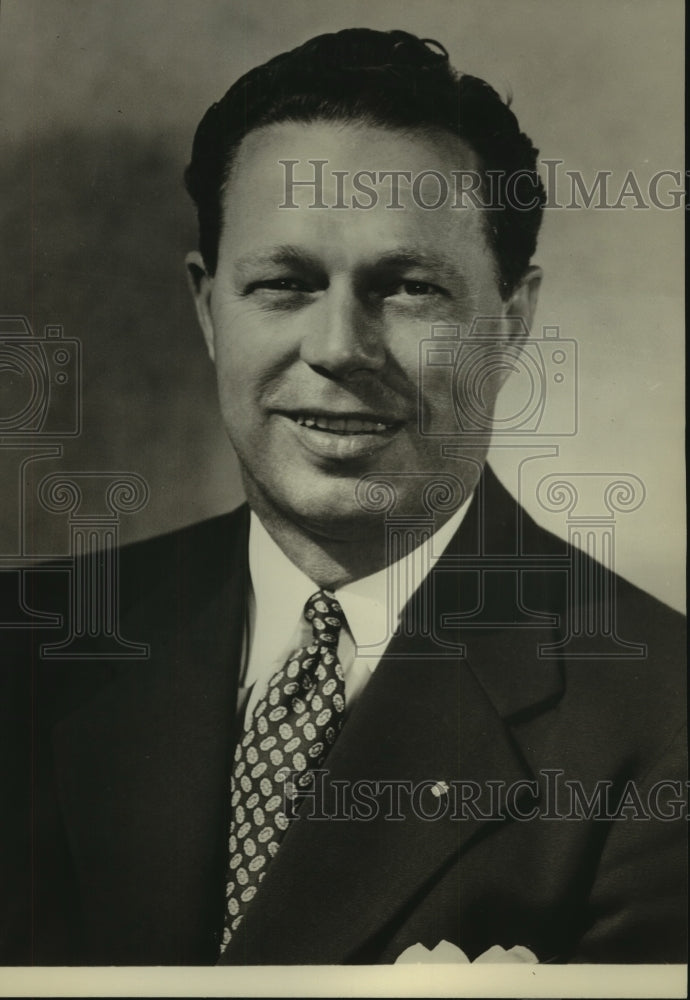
left=246, top=516, right=317, bottom=681
left=336, top=497, right=471, bottom=658
left=247, top=496, right=472, bottom=675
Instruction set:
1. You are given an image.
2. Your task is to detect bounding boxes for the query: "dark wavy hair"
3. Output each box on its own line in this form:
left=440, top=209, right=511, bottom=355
left=184, top=28, right=545, bottom=298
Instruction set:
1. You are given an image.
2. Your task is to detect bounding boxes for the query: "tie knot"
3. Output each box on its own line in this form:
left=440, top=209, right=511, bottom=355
left=304, top=589, right=344, bottom=646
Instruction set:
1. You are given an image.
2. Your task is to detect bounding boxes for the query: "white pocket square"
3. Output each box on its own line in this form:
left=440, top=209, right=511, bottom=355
left=395, top=940, right=538, bottom=964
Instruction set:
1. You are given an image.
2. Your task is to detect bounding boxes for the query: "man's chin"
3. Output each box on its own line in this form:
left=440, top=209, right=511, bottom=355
left=289, top=498, right=386, bottom=543
left=246, top=481, right=386, bottom=544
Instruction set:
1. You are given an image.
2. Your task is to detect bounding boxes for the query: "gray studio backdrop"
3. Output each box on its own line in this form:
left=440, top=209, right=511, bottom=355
left=0, top=0, right=684, bottom=611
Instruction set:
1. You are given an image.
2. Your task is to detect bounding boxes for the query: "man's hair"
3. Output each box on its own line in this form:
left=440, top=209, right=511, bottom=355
left=184, top=27, right=545, bottom=298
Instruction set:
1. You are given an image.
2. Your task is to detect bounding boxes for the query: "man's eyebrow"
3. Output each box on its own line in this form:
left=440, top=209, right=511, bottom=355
left=233, top=245, right=321, bottom=275
left=372, top=248, right=448, bottom=269
left=370, top=248, right=461, bottom=277
left=371, top=248, right=472, bottom=297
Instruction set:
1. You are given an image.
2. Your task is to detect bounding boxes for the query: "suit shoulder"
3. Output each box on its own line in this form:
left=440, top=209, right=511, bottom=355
left=521, top=500, right=684, bottom=630
left=514, top=501, right=685, bottom=723
left=119, top=503, right=249, bottom=568
left=114, top=501, right=244, bottom=577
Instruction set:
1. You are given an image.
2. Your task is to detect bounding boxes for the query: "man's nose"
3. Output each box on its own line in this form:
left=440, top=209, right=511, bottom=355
left=299, top=283, right=386, bottom=379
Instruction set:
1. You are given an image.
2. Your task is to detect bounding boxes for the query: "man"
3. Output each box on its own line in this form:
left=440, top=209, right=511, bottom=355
left=2, top=28, right=685, bottom=965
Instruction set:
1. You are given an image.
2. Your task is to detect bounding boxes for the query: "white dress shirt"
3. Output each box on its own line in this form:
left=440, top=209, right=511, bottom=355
left=238, top=498, right=472, bottom=726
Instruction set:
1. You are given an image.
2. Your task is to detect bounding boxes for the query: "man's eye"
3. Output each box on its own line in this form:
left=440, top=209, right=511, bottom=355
left=388, top=280, right=444, bottom=297
left=245, top=277, right=310, bottom=294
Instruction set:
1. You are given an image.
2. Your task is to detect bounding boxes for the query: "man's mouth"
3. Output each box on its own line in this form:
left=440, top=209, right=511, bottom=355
left=291, top=414, right=396, bottom=435
left=276, top=409, right=405, bottom=460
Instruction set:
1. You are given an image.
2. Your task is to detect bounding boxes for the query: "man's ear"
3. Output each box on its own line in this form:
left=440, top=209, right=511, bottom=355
left=501, top=265, right=543, bottom=349
left=185, top=251, right=216, bottom=362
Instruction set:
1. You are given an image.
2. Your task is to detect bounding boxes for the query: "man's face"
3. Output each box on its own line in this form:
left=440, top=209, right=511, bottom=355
left=188, top=121, right=539, bottom=539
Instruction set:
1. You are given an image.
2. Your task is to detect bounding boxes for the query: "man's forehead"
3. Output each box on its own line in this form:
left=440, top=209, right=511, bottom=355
left=223, top=118, right=483, bottom=204
left=218, top=118, right=492, bottom=270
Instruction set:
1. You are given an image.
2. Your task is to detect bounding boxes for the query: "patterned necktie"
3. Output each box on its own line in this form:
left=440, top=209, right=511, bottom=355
left=220, top=589, right=347, bottom=953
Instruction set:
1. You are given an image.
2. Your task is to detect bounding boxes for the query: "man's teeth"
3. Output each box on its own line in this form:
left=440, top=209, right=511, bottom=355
left=294, top=414, right=392, bottom=434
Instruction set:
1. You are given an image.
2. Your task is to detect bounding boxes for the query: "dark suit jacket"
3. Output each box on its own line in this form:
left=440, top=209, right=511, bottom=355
left=1, top=467, right=686, bottom=965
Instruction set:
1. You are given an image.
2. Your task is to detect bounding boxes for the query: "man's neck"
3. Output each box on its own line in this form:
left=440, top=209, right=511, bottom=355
left=245, top=506, right=389, bottom=589
left=242, top=485, right=476, bottom=589
left=239, top=457, right=485, bottom=587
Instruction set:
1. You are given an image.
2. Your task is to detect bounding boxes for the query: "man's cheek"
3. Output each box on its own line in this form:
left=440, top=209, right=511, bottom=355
left=418, top=368, right=458, bottom=435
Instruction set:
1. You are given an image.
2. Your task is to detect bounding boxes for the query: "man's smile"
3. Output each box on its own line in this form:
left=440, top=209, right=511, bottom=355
left=282, top=410, right=402, bottom=435
left=275, top=410, right=405, bottom=460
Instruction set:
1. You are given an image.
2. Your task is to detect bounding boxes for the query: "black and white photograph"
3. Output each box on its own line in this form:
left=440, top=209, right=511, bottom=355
left=0, top=1, right=685, bottom=997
